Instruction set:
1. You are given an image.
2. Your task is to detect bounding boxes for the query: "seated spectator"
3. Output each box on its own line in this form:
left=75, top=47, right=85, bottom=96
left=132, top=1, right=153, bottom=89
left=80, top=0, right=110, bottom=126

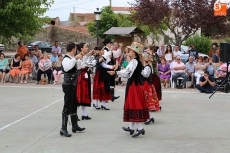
left=173, top=45, right=181, bottom=60
left=17, top=41, right=29, bottom=60
left=50, top=51, right=58, bottom=63
left=9, top=54, right=22, bottom=83
left=37, top=53, right=52, bottom=84
left=214, top=60, right=226, bottom=78
left=53, top=55, right=63, bottom=84
left=212, top=47, right=220, bottom=63
left=34, top=45, right=42, bottom=61
left=203, top=56, right=209, bottom=65
left=28, top=50, right=39, bottom=80
left=185, top=56, right=195, bottom=88
left=0, top=53, right=10, bottom=83
left=20, top=54, right=33, bottom=84
left=205, top=58, right=215, bottom=78
left=196, top=71, right=217, bottom=93
left=165, top=45, right=174, bottom=63
left=172, top=56, right=189, bottom=89
left=194, top=56, right=206, bottom=85
left=52, top=41, right=62, bottom=55
left=158, top=57, right=171, bottom=88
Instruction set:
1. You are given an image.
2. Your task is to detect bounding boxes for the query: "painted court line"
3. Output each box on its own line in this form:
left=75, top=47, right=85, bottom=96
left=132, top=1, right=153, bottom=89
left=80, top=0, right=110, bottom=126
left=0, top=85, right=61, bottom=89
left=0, top=98, right=63, bottom=132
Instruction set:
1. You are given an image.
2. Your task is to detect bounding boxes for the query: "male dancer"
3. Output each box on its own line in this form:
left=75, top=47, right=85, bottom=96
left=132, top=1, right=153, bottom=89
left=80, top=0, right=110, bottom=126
left=102, top=38, right=120, bottom=101
left=60, top=42, right=85, bottom=137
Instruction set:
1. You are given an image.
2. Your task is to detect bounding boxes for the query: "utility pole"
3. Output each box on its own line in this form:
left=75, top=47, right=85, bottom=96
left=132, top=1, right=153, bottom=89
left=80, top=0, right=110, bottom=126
left=109, top=0, right=112, bottom=6
left=73, top=7, right=75, bottom=21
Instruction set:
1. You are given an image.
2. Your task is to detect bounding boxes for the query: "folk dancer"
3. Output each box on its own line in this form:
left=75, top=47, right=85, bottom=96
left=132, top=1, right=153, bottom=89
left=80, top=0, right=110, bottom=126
left=116, top=42, right=149, bottom=138
left=60, top=42, right=85, bottom=137
left=141, top=52, right=160, bottom=125
left=75, top=43, right=96, bottom=120
left=93, top=46, right=116, bottom=110
left=103, top=38, right=120, bottom=101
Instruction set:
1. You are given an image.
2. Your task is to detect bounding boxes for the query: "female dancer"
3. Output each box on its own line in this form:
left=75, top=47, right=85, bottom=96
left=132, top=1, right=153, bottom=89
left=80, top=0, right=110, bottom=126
left=76, top=43, right=95, bottom=120
left=141, top=52, right=160, bottom=125
left=93, top=46, right=115, bottom=110
left=148, top=45, right=162, bottom=101
left=117, top=42, right=149, bottom=138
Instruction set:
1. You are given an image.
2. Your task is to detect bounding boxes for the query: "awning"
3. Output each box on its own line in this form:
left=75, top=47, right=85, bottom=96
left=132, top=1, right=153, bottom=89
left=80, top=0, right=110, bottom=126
left=104, top=27, right=144, bottom=35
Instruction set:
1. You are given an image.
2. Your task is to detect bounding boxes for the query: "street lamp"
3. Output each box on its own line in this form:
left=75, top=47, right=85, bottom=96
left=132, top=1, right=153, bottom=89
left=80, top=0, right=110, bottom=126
left=94, top=8, right=101, bottom=46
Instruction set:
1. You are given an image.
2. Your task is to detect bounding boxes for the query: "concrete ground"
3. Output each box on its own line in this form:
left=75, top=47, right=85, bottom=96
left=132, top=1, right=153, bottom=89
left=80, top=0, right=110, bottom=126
left=0, top=82, right=230, bottom=153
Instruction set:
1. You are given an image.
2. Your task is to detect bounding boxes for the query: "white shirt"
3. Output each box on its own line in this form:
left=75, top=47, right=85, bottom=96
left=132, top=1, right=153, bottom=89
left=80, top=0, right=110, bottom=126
left=52, top=46, right=62, bottom=54
left=141, top=65, right=152, bottom=78
left=173, top=50, right=182, bottom=58
left=157, top=48, right=164, bottom=57
left=117, top=59, right=138, bottom=78
left=62, top=54, right=77, bottom=72
left=76, top=55, right=96, bottom=70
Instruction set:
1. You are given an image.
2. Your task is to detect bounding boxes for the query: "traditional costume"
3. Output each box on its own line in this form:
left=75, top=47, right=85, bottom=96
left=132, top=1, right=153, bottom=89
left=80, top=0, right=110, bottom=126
left=150, top=52, right=162, bottom=101
left=76, top=55, right=96, bottom=120
left=117, top=42, right=149, bottom=138
left=60, top=49, right=85, bottom=137
left=141, top=52, right=160, bottom=125
left=92, top=53, right=114, bottom=110
left=103, top=39, right=120, bottom=101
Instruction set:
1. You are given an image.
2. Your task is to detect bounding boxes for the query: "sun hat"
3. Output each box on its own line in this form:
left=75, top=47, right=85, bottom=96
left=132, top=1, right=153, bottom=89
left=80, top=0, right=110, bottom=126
left=127, top=42, right=143, bottom=54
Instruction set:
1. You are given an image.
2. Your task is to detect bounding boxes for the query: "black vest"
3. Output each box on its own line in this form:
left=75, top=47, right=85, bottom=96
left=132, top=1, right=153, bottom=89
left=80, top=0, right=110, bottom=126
left=62, top=55, right=77, bottom=74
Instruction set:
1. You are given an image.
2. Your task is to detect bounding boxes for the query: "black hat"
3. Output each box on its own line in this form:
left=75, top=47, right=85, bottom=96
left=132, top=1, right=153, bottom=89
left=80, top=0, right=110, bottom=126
left=102, top=38, right=112, bottom=45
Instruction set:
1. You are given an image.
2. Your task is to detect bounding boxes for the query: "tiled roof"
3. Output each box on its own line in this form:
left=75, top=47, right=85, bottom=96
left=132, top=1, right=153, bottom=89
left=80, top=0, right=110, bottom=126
left=111, top=7, right=131, bottom=11
left=58, top=26, right=90, bottom=36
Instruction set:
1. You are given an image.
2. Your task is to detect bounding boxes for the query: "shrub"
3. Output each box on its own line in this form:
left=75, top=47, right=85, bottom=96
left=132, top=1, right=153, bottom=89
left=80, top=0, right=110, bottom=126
left=183, top=35, right=212, bottom=54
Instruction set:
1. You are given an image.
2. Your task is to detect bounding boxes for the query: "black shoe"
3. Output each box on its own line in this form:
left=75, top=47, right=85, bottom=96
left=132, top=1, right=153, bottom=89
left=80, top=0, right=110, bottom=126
left=70, top=114, right=85, bottom=133
left=60, top=128, right=72, bottom=137
left=60, top=114, right=71, bottom=137
left=132, top=129, right=145, bottom=138
left=122, top=127, right=134, bottom=135
left=93, top=104, right=101, bottom=110
left=72, top=126, right=86, bottom=133
left=144, top=118, right=154, bottom=125
left=101, top=105, right=110, bottom=110
left=113, top=96, right=120, bottom=100
left=160, top=106, right=162, bottom=111
left=82, top=115, right=91, bottom=120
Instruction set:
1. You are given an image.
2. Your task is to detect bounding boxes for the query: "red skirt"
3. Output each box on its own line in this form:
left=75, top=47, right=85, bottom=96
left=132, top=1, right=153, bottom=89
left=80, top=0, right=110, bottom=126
left=93, top=71, right=112, bottom=101
left=152, top=74, right=162, bottom=101
left=76, top=70, right=91, bottom=107
left=143, top=81, right=160, bottom=111
left=123, top=82, right=149, bottom=122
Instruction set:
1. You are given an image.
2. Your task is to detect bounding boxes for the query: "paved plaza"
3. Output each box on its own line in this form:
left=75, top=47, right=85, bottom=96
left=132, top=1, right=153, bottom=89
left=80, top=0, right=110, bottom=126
left=0, top=83, right=230, bottom=153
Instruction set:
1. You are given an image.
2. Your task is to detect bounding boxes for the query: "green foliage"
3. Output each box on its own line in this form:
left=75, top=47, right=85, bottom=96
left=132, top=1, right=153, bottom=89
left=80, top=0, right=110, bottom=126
left=184, top=35, right=212, bottom=54
left=87, top=6, right=118, bottom=39
left=0, top=0, right=53, bottom=44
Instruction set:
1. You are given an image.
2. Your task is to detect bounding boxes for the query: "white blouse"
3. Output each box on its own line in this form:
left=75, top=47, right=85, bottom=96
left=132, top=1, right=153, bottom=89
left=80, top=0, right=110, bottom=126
left=77, top=55, right=96, bottom=70
left=141, top=65, right=152, bottom=78
left=117, top=59, right=138, bottom=78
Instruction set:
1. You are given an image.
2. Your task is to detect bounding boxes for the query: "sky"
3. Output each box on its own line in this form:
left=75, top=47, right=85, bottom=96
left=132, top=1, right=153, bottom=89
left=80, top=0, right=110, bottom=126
left=44, top=0, right=135, bottom=21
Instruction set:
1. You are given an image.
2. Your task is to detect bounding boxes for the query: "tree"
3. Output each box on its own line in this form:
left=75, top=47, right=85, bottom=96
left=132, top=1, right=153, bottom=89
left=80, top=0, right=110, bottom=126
left=0, top=0, right=53, bottom=44
left=87, top=6, right=118, bottom=39
left=131, top=0, right=230, bottom=46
